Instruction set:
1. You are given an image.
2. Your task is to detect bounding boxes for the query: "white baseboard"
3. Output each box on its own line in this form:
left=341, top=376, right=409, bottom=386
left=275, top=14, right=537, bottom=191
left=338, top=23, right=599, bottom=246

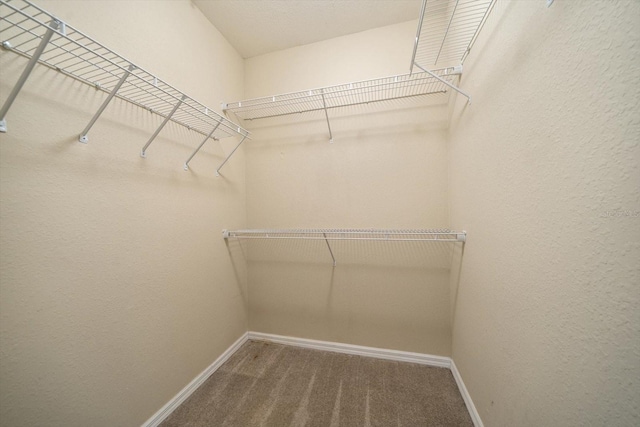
left=450, top=359, right=483, bottom=427
left=141, top=332, right=248, bottom=427
left=247, top=331, right=451, bottom=368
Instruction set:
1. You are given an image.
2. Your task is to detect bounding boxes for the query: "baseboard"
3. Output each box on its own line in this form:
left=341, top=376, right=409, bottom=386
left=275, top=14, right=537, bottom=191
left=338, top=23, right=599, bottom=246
left=247, top=331, right=451, bottom=368
left=141, top=331, right=483, bottom=427
left=140, top=332, right=249, bottom=427
left=450, top=359, right=484, bottom=427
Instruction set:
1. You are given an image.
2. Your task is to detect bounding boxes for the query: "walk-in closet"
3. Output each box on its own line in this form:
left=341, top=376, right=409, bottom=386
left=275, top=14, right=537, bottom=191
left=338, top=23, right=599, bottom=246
left=0, top=0, right=638, bottom=426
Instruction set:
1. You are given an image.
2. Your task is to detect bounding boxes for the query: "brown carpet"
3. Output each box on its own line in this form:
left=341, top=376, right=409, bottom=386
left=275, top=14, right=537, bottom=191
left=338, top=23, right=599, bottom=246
left=160, top=340, right=472, bottom=426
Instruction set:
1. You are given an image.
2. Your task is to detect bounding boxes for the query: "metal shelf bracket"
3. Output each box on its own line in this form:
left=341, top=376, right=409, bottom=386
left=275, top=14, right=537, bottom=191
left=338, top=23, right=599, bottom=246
left=184, top=119, right=222, bottom=170
left=215, top=133, right=247, bottom=176
left=140, top=94, right=186, bottom=158
left=323, top=232, right=337, bottom=267
left=0, top=19, right=61, bottom=133
left=320, top=89, right=333, bottom=143
left=79, top=64, right=135, bottom=143
left=413, top=62, right=471, bottom=104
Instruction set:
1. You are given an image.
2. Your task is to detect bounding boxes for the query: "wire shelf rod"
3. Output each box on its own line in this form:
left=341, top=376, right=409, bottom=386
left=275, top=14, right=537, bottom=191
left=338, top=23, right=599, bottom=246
left=223, top=70, right=458, bottom=123
left=216, top=134, right=247, bottom=176
left=225, top=236, right=462, bottom=242
left=1, top=43, right=217, bottom=138
left=413, top=62, right=470, bottom=103
left=78, top=64, right=134, bottom=143
left=410, top=0, right=495, bottom=73
left=322, top=232, right=337, bottom=267
left=2, top=1, right=209, bottom=115
left=434, top=0, right=461, bottom=66
left=223, top=229, right=466, bottom=266
left=238, top=89, right=448, bottom=122
left=232, top=77, right=449, bottom=112
left=460, top=0, right=496, bottom=63
left=223, top=229, right=467, bottom=243
left=183, top=119, right=222, bottom=171
left=0, top=0, right=250, bottom=164
left=141, top=95, right=186, bottom=157
left=224, top=68, right=456, bottom=108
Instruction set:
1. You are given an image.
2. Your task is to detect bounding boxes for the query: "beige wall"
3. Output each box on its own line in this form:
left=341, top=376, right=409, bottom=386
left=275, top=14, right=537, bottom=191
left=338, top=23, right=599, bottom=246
left=0, top=1, right=247, bottom=426
left=448, top=0, right=640, bottom=425
left=3, top=1, right=638, bottom=425
left=242, top=21, right=457, bottom=355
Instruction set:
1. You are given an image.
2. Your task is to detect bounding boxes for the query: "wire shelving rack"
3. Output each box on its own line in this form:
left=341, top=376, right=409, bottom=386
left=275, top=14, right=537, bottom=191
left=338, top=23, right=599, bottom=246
left=0, top=0, right=250, bottom=174
left=409, top=0, right=496, bottom=102
left=222, top=68, right=461, bottom=142
left=223, top=229, right=466, bottom=266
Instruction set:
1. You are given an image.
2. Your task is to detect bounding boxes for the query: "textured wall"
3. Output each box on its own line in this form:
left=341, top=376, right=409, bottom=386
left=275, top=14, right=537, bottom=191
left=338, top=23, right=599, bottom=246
left=242, top=22, right=458, bottom=355
left=0, top=1, right=248, bottom=425
left=448, top=0, right=640, bottom=425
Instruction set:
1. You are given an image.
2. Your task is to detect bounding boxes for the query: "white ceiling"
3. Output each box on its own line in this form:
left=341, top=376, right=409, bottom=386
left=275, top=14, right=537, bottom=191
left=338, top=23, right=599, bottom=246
left=193, top=0, right=422, bottom=59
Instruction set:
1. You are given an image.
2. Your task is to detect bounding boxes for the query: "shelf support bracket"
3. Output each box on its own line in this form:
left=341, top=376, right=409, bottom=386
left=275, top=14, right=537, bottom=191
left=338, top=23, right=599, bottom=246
left=140, top=94, right=186, bottom=157
left=78, top=64, right=135, bottom=143
left=323, top=232, right=337, bottom=267
left=0, top=19, right=61, bottom=133
left=413, top=62, right=472, bottom=104
left=183, top=119, right=222, bottom=170
left=215, top=133, right=247, bottom=176
left=320, top=89, right=333, bottom=143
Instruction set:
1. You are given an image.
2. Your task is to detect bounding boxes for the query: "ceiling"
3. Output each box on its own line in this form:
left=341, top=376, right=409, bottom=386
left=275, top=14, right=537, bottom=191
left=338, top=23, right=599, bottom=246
left=193, top=0, right=422, bottom=59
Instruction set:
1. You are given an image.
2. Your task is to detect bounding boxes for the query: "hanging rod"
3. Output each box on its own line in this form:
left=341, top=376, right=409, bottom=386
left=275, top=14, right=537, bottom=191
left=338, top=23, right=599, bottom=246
left=223, top=229, right=466, bottom=242
left=0, top=0, right=249, bottom=174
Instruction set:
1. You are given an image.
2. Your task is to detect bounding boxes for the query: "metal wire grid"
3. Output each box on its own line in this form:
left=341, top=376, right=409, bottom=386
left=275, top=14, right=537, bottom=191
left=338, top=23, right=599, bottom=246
left=222, top=69, right=458, bottom=122
left=410, top=0, right=496, bottom=71
left=0, top=0, right=249, bottom=141
left=224, top=229, right=466, bottom=242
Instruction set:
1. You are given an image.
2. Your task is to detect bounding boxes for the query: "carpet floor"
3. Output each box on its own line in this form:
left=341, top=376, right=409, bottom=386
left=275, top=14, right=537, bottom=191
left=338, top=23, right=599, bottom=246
left=160, top=340, right=472, bottom=426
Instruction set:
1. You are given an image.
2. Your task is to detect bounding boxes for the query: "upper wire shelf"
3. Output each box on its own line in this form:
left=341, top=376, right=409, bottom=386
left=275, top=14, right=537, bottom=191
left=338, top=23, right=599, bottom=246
left=222, top=68, right=461, bottom=141
left=223, top=68, right=459, bottom=122
left=410, top=0, right=496, bottom=72
left=0, top=0, right=249, bottom=173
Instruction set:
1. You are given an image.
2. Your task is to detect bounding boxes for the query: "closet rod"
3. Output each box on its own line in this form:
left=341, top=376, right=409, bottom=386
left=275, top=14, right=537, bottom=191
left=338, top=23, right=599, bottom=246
left=223, top=229, right=467, bottom=243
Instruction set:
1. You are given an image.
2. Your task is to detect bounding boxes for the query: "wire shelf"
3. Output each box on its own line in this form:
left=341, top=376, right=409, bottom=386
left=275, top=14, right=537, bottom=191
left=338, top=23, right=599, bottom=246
left=222, top=68, right=459, bottom=123
left=224, top=229, right=466, bottom=242
left=224, top=229, right=465, bottom=266
left=410, top=0, right=496, bottom=72
left=0, top=0, right=249, bottom=170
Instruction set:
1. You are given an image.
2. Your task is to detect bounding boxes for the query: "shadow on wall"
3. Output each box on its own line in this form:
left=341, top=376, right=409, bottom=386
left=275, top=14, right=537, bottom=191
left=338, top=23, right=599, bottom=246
left=226, top=237, right=466, bottom=355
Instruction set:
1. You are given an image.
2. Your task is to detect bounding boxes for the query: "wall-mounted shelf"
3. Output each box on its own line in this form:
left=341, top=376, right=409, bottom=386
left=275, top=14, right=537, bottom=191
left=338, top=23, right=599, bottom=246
left=409, top=0, right=496, bottom=103
left=0, top=0, right=249, bottom=175
left=223, top=229, right=466, bottom=267
left=222, top=68, right=461, bottom=142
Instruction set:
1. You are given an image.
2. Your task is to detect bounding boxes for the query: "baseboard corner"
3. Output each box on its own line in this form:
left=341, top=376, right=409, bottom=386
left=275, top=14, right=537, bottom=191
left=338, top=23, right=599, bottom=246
left=140, top=331, right=249, bottom=427
left=450, top=359, right=484, bottom=427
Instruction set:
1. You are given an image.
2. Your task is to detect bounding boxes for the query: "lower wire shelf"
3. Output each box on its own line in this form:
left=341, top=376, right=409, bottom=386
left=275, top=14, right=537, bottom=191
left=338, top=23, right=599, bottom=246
left=223, top=228, right=465, bottom=242
left=222, top=229, right=466, bottom=267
